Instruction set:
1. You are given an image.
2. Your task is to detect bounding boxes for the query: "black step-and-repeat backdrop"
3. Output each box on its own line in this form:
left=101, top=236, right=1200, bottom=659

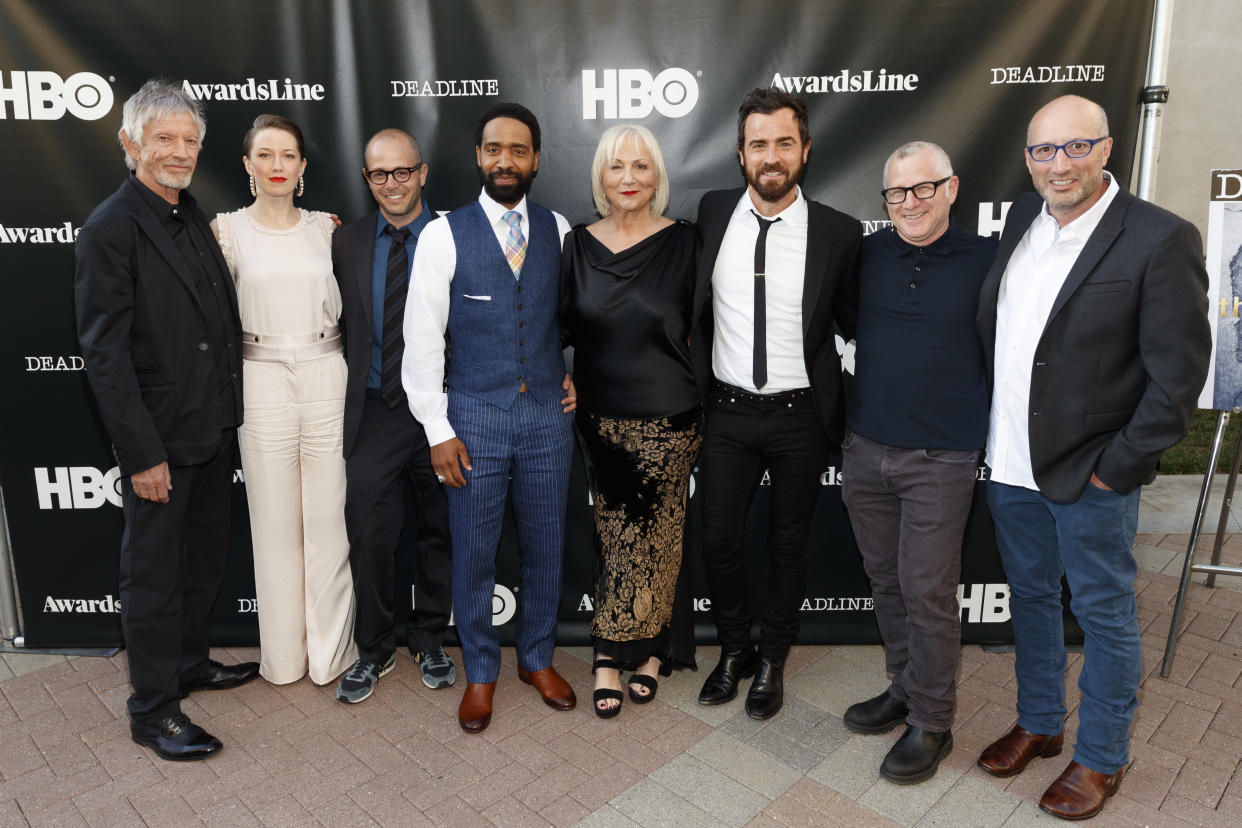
left=0, top=0, right=1153, bottom=648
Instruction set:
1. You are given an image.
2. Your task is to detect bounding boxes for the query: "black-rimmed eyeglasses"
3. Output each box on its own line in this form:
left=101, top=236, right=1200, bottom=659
left=1025, top=137, right=1108, bottom=162
left=363, top=165, right=423, bottom=186
left=881, top=177, right=951, bottom=205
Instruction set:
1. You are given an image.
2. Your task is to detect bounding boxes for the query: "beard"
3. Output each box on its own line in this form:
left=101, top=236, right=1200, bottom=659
left=154, top=169, right=193, bottom=191
left=744, top=160, right=803, bottom=204
left=479, top=164, right=536, bottom=204
left=1035, top=172, right=1102, bottom=214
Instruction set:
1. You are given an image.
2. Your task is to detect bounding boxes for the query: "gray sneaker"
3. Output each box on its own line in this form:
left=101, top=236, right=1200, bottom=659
left=414, top=647, right=456, bottom=689
left=335, top=653, right=395, bottom=704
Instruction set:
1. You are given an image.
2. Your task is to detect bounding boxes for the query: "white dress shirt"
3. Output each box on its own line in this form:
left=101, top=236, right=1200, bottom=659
left=986, top=173, right=1120, bottom=489
left=402, top=188, right=571, bottom=446
left=711, top=187, right=810, bottom=393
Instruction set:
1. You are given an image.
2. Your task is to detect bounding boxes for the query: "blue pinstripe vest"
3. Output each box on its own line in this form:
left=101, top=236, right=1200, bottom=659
left=444, top=201, right=563, bottom=409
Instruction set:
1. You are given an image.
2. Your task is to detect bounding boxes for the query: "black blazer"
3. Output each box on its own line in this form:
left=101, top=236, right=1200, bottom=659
left=74, top=177, right=242, bottom=476
left=690, top=188, right=861, bottom=445
left=332, top=210, right=384, bottom=460
left=977, top=189, right=1211, bottom=502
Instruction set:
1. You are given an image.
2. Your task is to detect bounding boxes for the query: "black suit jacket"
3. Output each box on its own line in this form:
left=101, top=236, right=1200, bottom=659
left=332, top=210, right=384, bottom=460
left=690, top=188, right=861, bottom=445
left=977, top=188, right=1210, bottom=502
left=74, top=177, right=242, bottom=476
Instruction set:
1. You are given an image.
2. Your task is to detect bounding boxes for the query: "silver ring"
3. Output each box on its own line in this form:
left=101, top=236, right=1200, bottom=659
left=436, top=473, right=446, bottom=483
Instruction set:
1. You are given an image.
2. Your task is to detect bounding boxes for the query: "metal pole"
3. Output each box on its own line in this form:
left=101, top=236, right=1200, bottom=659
left=1134, top=0, right=1175, bottom=201
left=0, top=486, right=23, bottom=644
left=1162, top=411, right=1228, bottom=677
left=1205, top=419, right=1242, bottom=587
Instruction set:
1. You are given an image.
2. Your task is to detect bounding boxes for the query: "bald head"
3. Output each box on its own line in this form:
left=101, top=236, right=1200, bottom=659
left=364, top=128, right=421, bottom=166
left=1026, top=95, right=1108, bottom=146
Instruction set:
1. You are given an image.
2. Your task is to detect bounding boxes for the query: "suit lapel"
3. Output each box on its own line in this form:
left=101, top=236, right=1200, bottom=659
left=1042, top=191, right=1128, bottom=329
left=351, top=213, right=378, bottom=329
left=692, top=192, right=734, bottom=324
left=802, top=202, right=828, bottom=337
left=123, top=186, right=209, bottom=321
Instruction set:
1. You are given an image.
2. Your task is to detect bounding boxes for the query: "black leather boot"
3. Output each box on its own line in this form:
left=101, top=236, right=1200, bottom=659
left=881, top=725, right=953, bottom=784
left=697, top=645, right=757, bottom=705
left=744, top=655, right=785, bottom=720
left=843, top=689, right=909, bottom=734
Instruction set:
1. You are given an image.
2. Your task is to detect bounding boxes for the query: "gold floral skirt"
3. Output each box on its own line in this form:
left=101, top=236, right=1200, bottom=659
left=577, top=407, right=701, bottom=666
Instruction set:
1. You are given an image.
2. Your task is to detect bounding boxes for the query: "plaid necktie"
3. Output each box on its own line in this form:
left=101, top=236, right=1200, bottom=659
left=502, top=210, right=526, bottom=278
left=380, top=224, right=411, bottom=408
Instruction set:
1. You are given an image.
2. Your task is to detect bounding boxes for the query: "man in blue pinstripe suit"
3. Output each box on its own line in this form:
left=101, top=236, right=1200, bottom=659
left=403, top=103, right=578, bottom=734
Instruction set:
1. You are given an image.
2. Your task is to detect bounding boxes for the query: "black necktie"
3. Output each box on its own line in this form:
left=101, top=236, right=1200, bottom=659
left=752, top=211, right=780, bottom=390
left=381, top=225, right=411, bottom=409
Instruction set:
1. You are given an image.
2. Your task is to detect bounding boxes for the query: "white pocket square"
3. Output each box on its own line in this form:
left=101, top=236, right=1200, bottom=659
left=463, top=294, right=492, bottom=301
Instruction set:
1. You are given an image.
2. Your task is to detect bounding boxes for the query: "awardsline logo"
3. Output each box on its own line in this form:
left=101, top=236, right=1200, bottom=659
left=0, top=71, right=114, bottom=120
left=771, top=69, right=918, bottom=94
left=582, top=68, right=699, bottom=119
left=990, top=65, right=1105, bottom=85
left=0, top=221, right=79, bottom=244
left=43, top=594, right=121, bottom=613
left=390, top=79, right=499, bottom=98
left=181, top=78, right=325, bottom=102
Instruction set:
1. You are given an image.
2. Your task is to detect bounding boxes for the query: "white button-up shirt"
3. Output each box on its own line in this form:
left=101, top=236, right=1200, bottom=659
left=986, top=173, right=1120, bottom=489
left=711, top=187, right=810, bottom=393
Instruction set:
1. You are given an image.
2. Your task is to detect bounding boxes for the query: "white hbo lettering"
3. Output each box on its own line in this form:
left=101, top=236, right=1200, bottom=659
left=0, top=71, right=114, bottom=120
left=977, top=201, right=1013, bottom=238
left=34, top=466, right=123, bottom=509
left=957, top=583, right=1012, bottom=623
left=581, top=68, right=699, bottom=119
left=491, top=584, right=517, bottom=626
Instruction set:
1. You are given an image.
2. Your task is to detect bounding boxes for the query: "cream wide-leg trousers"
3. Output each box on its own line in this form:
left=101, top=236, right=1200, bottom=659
left=239, top=333, right=357, bottom=685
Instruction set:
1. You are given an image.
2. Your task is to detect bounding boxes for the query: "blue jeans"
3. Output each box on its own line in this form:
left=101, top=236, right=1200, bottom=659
left=986, top=480, right=1141, bottom=774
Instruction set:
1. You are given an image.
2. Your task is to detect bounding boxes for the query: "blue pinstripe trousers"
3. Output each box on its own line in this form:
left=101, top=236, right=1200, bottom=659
left=446, top=389, right=574, bottom=683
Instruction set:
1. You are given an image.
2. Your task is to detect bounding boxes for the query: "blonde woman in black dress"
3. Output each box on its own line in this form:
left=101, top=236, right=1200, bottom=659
left=561, top=124, right=700, bottom=717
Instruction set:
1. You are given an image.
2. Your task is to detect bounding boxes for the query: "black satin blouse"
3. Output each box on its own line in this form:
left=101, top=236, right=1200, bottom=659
left=560, top=219, right=699, bottom=419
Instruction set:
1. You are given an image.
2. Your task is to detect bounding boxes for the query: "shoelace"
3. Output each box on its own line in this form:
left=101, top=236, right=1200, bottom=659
left=420, top=650, right=450, bottom=670
left=344, top=661, right=375, bottom=682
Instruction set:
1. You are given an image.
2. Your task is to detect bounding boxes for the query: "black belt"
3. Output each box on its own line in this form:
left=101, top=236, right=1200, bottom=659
left=712, top=379, right=812, bottom=405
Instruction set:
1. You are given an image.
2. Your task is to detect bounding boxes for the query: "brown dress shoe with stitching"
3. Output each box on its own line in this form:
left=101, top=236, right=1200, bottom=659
left=977, top=724, right=1063, bottom=777
left=458, top=682, right=495, bottom=733
left=1039, top=760, right=1126, bottom=820
left=517, top=667, right=577, bottom=710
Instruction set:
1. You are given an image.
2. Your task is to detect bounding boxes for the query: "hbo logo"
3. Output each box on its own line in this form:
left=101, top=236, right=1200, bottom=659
left=582, top=68, right=699, bottom=120
left=0, top=71, right=114, bottom=121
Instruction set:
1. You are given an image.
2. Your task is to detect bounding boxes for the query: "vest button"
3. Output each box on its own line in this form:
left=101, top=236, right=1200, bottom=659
left=519, top=340, right=525, bottom=346
left=519, top=322, right=525, bottom=327
left=517, top=304, right=523, bottom=310
left=520, top=358, right=526, bottom=364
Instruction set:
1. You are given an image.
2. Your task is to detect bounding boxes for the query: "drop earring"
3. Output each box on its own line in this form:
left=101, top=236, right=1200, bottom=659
left=296, top=175, right=305, bottom=197
left=249, top=174, right=256, bottom=198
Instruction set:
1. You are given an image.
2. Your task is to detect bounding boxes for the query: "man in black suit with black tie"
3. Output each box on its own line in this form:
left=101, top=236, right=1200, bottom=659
left=331, top=129, right=454, bottom=704
left=692, top=87, right=861, bottom=720
left=74, top=79, right=259, bottom=762
left=974, top=95, right=1210, bottom=820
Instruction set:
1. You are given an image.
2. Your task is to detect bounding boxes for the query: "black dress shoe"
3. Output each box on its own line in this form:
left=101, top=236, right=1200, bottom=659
left=180, top=660, right=260, bottom=697
left=745, top=656, right=785, bottom=720
left=131, top=714, right=222, bottom=762
left=881, top=725, right=953, bottom=784
left=698, top=646, right=757, bottom=706
left=843, top=689, right=909, bottom=734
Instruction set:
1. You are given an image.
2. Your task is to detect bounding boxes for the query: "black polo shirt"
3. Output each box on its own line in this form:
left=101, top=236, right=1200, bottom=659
left=846, top=222, right=997, bottom=451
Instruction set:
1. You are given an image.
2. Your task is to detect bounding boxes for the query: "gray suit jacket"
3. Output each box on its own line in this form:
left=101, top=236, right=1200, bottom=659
left=977, top=189, right=1210, bottom=502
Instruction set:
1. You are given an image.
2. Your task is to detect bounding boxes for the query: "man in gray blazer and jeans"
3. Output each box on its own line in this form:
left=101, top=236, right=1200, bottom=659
left=975, top=94, right=1210, bottom=821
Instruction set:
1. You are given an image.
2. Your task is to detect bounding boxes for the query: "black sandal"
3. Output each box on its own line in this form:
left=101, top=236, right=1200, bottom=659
left=627, top=673, right=658, bottom=704
left=592, top=658, right=624, bottom=719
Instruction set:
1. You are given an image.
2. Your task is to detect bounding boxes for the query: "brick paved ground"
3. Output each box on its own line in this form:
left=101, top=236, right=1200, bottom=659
left=3, top=491, right=1241, bottom=825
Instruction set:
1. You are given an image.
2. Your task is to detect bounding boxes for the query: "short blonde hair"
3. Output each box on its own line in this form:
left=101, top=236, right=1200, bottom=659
left=590, top=124, right=670, bottom=217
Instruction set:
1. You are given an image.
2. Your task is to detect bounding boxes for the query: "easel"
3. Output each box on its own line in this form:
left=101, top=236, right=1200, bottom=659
left=1161, top=410, right=1242, bottom=676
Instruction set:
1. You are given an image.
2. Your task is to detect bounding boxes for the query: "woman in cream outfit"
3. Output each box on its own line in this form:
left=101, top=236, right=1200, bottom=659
left=212, top=114, right=356, bottom=685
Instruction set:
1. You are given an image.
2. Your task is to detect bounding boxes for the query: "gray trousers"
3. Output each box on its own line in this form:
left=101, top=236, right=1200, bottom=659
left=841, top=429, right=978, bottom=732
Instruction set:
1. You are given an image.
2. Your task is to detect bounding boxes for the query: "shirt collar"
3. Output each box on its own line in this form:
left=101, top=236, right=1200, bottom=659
left=478, top=188, right=528, bottom=228
left=374, top=200, right=433, bottom=240
left=1035, top=171, right=1119, bottom=242
left=885, top=220, right=965, bottom=257
left=733, top=185, right=808, bottom=229
left=127, top=172, right=191, bottom=219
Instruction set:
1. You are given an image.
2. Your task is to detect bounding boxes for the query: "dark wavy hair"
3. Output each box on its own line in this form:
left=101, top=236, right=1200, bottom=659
left=474, top=102, right=541, bottom=152
left=736, top=87, right=810, bottom=149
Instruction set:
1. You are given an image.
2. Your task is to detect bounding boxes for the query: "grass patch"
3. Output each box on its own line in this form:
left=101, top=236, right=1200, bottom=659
left=1161, top=408, right=1242, bottom=474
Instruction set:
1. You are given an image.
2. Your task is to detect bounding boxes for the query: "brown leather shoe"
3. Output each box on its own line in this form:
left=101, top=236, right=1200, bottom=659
left=457, top=682, right=495, bottom=733
left=1039, top=760, right=1126, bottom=820
left=977, top=724, right=1063, bottom=777
left=517, top=666, right=577, bottom=710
